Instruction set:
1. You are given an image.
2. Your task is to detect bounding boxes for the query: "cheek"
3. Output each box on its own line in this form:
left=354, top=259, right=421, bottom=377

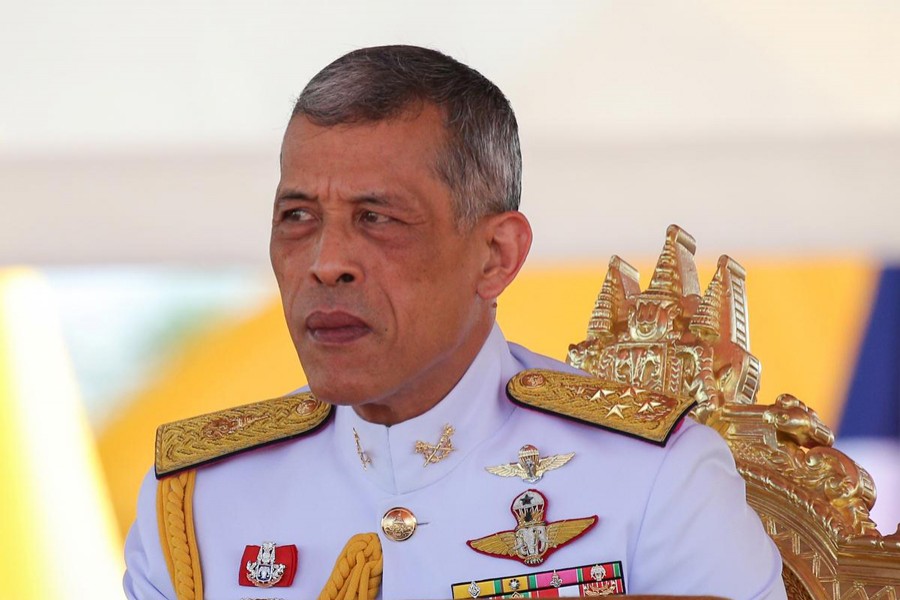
left=271, top=246, right=309, bottom=307
left=389, top=252, right=480, bottom=323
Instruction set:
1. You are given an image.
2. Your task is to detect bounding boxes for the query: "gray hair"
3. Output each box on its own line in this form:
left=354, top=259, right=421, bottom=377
left=292, top=45, right=521, bottom=227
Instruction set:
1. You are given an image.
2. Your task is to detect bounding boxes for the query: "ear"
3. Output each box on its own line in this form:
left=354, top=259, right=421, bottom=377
left=475, top=211, right=533, bottom=301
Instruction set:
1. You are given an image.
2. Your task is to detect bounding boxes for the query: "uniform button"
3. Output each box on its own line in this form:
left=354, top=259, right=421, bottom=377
left=381, top=507, right=417, bottom=542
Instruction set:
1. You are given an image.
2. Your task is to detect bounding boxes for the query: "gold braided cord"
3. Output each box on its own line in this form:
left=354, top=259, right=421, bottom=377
left=318, top=533, right=383, bottom=600
left=156, top=470, right=204, bottom=600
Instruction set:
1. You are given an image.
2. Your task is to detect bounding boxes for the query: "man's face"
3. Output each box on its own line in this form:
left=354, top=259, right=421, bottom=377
left=271, top=105, right=494, bottom=420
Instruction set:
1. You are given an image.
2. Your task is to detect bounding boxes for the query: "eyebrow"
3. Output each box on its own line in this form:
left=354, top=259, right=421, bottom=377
left=275, top=188, right=315, bottom=203
left=275, top=189, right=396, bottom=207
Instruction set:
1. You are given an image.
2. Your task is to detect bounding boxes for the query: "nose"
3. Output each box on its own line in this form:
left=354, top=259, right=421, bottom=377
left=309, top=221, right=362, bottom=286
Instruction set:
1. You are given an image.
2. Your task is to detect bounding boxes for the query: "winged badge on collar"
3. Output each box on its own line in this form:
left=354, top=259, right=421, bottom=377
left=485, top=445, right=575, bottom=483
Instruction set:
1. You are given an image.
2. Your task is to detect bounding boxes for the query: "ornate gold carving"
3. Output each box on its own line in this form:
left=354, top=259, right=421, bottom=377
left=569, top=226, right=760, bottom=410
left=783, top=567, right=814, bottom=600
left=507, top=369, right=694, bottom=445
left=155, top=392, right=331, bottom=477
left=569, top=225, right=900, bottom=599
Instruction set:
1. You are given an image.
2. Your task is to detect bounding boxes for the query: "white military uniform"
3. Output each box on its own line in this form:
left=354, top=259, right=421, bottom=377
left=124, top=324, right=787, bottom=599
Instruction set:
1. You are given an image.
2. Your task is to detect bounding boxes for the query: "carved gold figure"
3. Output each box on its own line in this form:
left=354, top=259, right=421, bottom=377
left=568, top=225, right=900, bottom=599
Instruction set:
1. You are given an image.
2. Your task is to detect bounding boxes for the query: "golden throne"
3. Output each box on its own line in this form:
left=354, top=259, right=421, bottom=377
left=566, top=225, right=900, bottom=599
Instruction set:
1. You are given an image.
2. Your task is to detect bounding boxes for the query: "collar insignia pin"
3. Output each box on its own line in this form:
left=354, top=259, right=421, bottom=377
left=353, top=428, right=371, bottom=470
left=485, top=444, right=575, bottom=483
left=414, top=423, right=455, bottom=467
left=467, top=489, right=597, bottom=566
left=239, top=542, right=297, bottom=588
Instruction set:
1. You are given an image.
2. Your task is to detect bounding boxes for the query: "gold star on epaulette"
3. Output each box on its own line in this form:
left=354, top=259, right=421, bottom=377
left=507, top=369, right=695, bottom=446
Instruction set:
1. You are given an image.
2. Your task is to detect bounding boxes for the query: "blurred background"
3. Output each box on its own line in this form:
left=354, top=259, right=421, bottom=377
left=2, top=1, right=899, bottom=597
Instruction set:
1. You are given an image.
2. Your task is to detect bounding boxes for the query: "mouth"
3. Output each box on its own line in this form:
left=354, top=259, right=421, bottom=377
left=305, top=311, right=371, bottom=344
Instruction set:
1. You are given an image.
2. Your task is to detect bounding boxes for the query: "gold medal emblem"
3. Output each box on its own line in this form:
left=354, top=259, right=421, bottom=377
left=381, top=507, right=417, bottom=541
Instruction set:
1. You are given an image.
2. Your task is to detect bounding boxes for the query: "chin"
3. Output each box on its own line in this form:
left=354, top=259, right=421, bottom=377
left=303, top=375, right=377, bottom=407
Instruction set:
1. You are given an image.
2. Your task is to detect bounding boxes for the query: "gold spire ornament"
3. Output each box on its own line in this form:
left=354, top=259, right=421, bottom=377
left=414, top=424, right=455, bottom=467
left=566, top=224, right=759, bottom=408
left=485, top=445, right=575, bottom=483
left=562, top=225, right=900, bottom=596
left=353, top=428, right=371, bottom=470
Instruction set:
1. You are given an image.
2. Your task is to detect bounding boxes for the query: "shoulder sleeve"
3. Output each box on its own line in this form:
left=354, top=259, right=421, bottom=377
left=123, top=469, right=177, bottom=600
left=628, top=421, right=787, bottom=599
left=155, top=392, right=331, bottom=478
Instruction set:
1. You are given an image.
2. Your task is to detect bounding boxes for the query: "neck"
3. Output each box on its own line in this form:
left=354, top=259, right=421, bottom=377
left=352, top=319, right=495, bottom=426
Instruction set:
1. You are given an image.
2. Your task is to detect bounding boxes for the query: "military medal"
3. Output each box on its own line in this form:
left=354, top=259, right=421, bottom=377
left=485, top=444, right=574, bottom=483
left=239, top=542, right=298, bottom=588
left=467, top=490, right=597, bottom=566
left=549, top=570, right=562, bottom=587
left=451, top=561, right=625, bottom=598
left=414, top=423, right=455, bottom=466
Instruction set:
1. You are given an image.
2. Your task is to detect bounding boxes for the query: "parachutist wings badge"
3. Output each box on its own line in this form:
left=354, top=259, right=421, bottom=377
left=485, top=444, right=575, bottom=483
left=467, top=489, right=597, bottom=566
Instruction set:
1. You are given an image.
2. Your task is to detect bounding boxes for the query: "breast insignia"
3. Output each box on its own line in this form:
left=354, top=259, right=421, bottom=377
left=155, top=392, right=332, bottom=478
left=239, top=542, right=297, bottom=588
left=466, top=489, right=597, bottom=566
left=485, top=444, right=574, bottom=483
left=506, top=369, right=695, bottom=446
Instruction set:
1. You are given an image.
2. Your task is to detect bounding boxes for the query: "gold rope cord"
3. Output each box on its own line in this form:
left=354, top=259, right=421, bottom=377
left=156, top=470, right=204, bottom=600
left=318, top=532, right=383, bottom=600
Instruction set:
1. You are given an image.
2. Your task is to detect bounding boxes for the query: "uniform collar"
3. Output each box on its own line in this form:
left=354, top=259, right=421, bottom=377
left=333, top=323, right=517, bottom=495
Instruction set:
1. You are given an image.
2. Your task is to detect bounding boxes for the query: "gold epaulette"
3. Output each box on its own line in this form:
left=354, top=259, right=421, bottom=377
left=507, top=369, right=695, bottom=446
left=155, top=392, right=332, bottom=478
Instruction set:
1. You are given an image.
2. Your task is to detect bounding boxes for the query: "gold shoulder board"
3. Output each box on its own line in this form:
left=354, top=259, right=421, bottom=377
left=507, top=369, right=695, bottom=446
left=155, top=392, right=332, bottom=478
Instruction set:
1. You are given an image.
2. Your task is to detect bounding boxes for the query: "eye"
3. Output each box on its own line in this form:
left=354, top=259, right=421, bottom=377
left=360, top=210, right=393, bottom=225
left=281, top=207, right=315, bottom=222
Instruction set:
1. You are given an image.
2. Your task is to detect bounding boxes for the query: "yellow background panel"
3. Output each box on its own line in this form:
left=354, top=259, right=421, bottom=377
left=1, top=270, right=123, bottom=598
left=0, top=275, right=48, bottom=596
left=98, top=302, right=307, bottom=538
left=99, top=259, right=877, bottom=537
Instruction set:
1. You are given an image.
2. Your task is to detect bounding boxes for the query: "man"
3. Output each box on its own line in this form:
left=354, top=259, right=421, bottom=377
left=124, top=45, right=786, bottom=599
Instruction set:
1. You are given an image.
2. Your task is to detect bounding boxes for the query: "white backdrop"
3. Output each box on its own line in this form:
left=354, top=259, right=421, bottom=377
left=2, top=0, right=899, bottom=265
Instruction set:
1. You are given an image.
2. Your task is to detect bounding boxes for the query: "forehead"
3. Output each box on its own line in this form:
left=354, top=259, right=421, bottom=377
left=279, top=105, right=449, bottom=190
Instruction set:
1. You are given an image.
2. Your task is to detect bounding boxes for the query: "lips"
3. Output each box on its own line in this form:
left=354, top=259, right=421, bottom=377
left=305, top=311, right=371, bottom=344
